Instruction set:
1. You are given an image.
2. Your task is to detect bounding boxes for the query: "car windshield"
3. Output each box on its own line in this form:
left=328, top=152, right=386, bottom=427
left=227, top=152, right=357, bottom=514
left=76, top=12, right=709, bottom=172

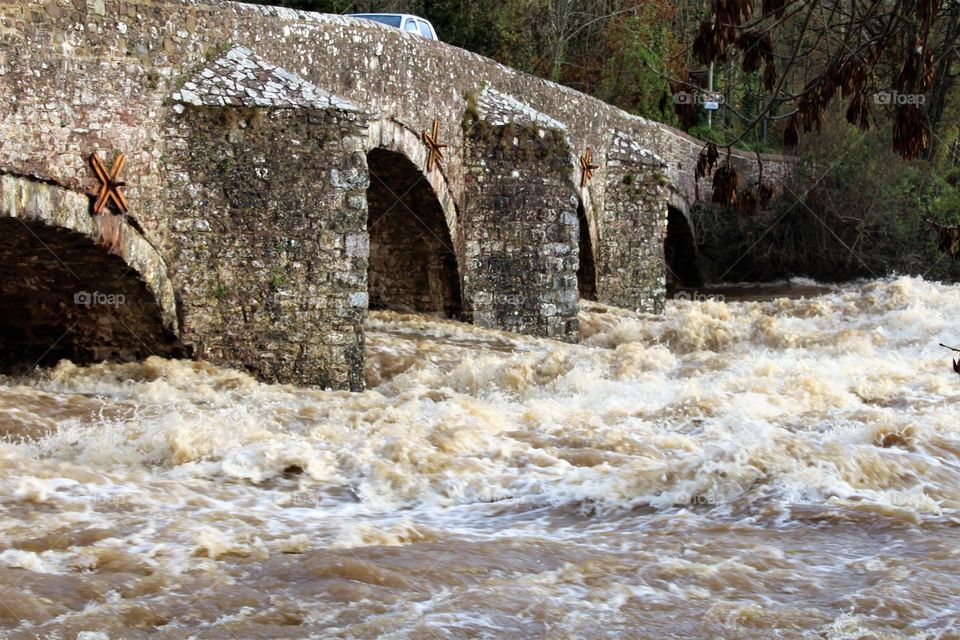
left=352, top=14, right=402, bottom=28
left=417, top=20, right=433, bottom=38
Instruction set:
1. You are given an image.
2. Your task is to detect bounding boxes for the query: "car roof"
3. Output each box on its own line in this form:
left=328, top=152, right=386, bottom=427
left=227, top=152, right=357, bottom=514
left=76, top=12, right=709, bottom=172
left=348, top=13, right=426, bottom=19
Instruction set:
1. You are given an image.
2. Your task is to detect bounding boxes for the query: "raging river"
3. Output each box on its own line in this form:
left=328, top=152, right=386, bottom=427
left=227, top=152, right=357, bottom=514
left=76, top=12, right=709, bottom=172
left=0, top=276, right=958, bottom=639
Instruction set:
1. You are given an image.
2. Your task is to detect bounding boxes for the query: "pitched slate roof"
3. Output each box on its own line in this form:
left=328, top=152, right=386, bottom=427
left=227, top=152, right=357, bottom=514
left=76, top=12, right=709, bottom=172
left=171, top=45, right=358, bottom=111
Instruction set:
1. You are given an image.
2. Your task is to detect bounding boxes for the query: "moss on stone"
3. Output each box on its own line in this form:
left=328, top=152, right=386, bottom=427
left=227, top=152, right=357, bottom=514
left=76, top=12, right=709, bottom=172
left=461, top=95, right=572, bottom=177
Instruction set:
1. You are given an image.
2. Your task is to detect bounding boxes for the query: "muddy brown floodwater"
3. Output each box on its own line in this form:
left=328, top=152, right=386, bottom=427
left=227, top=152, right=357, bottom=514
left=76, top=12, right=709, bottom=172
left=0, top=276, right=958, bottom=639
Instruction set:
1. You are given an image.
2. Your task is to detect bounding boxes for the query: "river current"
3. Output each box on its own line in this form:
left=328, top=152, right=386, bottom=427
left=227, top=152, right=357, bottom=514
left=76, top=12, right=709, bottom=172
left=0, top=276, right=957, bottom=639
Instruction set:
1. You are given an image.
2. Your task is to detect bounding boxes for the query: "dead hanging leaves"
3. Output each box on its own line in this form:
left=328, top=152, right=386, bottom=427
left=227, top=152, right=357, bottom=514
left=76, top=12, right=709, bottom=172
left=694, top=143, right=774, bottom=212
left=695, top=142, right=720, bottom=182
left=737, top=31, right=777, bottom=91
left=737, top=182, right=776, bottom=216
left=694, top=142, right=721, bottom=202
left=779, top=45, right=933, bottom=159
left=917, top=0, right=938, bottom=27
left=692, top=0, right=756, bottom=65
left=845, top=93, right=870, bottom=132
left=898, top=37, right=937, bottom=93
left=736, top=188, right=756, bottom=215
left=758, top=182, right=775, bottom=207
left=887, top=37, right=936, bottom=160
left=693, top=19, right=734, bottom=63
left=926, top=219, right=960, bottom=259
left=712, top=166, right=739, bottom=206
left=784, top=64, right=857, bottom=147
left=782, top=77, right=833, bottom=147
left=784, top=115, right=800, bottom=147
left=762, top=0, right=787, bottom=19
left=672, top=80, right=696, bottom=127
left=893, top=106, right=930, bottom=160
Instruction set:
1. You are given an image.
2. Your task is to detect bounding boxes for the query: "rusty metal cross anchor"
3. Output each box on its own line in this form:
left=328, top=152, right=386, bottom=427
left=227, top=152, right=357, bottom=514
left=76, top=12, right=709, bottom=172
left=90, top=152, right=129, bottom=215
left=422, top=119, right=447, bottom=172
left=580, top=148, right=599, bottom=188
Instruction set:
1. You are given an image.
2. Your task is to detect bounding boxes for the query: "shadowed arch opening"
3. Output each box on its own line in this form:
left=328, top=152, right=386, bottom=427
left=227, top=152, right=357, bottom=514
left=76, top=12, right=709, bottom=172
left=0, top=219, right=181, bottom=373
left=664, top=205, right=701, bottom=288
left=576, top=200, right=597, bottom=301
left=366, top=148, right=462, bottom=317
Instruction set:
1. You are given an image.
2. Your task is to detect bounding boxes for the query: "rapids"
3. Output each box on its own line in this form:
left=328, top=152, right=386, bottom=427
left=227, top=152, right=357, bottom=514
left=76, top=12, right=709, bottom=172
left=0, top=276, right=957, bottom=639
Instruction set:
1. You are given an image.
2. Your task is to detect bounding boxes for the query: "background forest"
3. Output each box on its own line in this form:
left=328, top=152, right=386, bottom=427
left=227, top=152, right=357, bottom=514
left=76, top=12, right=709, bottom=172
left=246, top=0, right=960, bottom=284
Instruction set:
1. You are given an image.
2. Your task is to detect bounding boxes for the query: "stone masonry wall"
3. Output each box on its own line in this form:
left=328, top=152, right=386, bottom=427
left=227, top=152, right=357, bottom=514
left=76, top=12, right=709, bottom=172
left=0, top=0, right=792, bottom=271
left=462, top=89, right=580, bottom=340
left=165, top=104, right=369, bottom=390
left=594, top=132, right=669, bottom=313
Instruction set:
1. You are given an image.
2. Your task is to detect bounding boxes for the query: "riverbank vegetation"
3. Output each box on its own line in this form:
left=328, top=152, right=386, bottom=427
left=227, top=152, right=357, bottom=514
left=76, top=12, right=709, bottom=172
left=694, top=110, right=960, bottom=283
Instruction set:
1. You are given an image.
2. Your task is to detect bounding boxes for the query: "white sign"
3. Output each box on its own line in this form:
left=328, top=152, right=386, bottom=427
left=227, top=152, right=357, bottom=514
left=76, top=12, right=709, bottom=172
left=704, top=101, right=720, bottom=110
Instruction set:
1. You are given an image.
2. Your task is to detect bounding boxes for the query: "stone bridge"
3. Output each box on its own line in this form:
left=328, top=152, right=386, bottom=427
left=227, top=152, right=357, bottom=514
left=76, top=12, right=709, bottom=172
left=0, top=0, right=794, bottom=389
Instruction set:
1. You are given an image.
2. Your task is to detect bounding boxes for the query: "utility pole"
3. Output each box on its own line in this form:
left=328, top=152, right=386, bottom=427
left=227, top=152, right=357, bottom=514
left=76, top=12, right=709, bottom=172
left=707, top=61, right=714, bottom=129
left=762, top=94, right=768, bottom=145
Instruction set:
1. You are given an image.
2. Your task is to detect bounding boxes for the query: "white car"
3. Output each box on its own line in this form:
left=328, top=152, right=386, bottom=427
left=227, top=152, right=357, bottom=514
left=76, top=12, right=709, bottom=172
left=348, top=13, right=439, bottom=41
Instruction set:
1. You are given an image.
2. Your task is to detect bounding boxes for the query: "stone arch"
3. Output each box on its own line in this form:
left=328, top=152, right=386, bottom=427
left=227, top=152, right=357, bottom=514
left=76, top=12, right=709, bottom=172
left=569, top=142, right=600, bottom=303
left=0, top=175, right=180, bottom=372
left=664, top=197, right=701, bottom=288
left=365, top=119, right=463, bottom=254
left=364, top=120, right=463, bottom=317
left=576, top=194, right=598, bottom=301
left=667, top=189, right=695, bottom=231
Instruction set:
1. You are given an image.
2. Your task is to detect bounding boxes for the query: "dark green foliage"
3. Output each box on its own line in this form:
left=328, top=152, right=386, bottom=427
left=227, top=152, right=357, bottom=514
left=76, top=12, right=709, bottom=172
left=693, top=111, right=960, bottom=283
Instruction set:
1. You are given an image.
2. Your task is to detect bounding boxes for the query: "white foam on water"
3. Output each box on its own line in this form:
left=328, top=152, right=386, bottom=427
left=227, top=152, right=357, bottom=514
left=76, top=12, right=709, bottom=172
left=0, top=276, right=958, bottom=637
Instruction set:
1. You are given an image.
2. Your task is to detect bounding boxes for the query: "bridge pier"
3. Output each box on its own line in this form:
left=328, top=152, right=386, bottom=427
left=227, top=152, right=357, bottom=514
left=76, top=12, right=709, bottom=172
left=460, top=89, right=580, bottom=341
left=165, top=48, right=368, bottom=390
left=592, top=132, right=669, bottom=314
